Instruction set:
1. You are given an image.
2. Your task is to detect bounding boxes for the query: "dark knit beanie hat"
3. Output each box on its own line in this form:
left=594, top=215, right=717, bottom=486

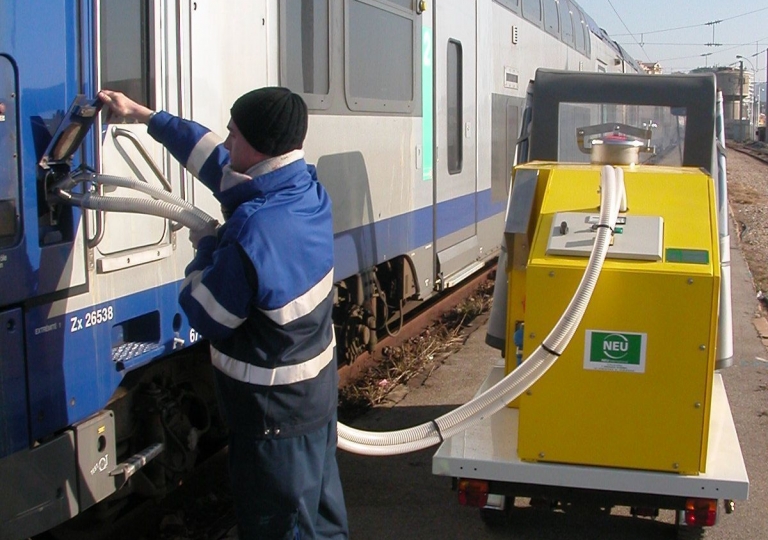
left=230, top=87, right=308, bottom=156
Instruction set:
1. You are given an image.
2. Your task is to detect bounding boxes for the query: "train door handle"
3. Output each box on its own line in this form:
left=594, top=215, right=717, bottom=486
left=111, top=127, right=172, bottom=191
left=111, top=127, right=182, bottom=232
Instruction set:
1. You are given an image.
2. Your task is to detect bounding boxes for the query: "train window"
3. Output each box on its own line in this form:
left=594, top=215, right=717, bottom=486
left=584, top=25, right=591, bottom=57
left=493, top=0, right=521, bottom=13
left=99, top=0, right=154, bottom=118
left=447, top=39, right=463, bottom=175
left=279, top=0, right=331, bottom=109
left=569, top=2, right=586, bottom=54
left=344, top=0, right=418, bottom=114
left=543, top=0, right=560, bottom=36
left=522, top=0, right=542, bottom=25
left=558, top=0, right=574, bottom=47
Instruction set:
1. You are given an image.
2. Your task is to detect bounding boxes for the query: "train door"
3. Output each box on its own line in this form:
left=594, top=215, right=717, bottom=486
left=186, top=0, right=270, bottom=219
left=95, top=0, right=189, bottom=269
left=434, top=0, right=478, bottom=288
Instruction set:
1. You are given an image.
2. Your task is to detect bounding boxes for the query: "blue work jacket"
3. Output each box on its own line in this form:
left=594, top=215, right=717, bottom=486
left=149, top=111, right=338, bottom=438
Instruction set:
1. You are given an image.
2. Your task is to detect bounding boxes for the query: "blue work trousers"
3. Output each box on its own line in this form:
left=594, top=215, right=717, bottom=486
left=228, top=416, right=349, bottom=540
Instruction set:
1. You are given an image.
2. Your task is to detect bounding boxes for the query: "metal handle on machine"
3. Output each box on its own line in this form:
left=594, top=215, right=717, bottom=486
left=111, top=126, right=183, bottom=231
left=576, top=122, right=655, bottom=154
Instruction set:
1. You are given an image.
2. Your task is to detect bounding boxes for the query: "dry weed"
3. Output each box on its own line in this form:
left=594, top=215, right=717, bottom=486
left=339, top=280, right=494, bottom=414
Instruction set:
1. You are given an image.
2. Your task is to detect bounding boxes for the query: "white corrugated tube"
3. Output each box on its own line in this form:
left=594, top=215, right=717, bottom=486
left=336, top=165, right=622, bottom=455
left=57, top=189, right=212, bottom=232
left=78, top=172, right=213, bottom=223
left=54, top=172, right=215, bottom=231
left=616, top=166, right=628, bottom=212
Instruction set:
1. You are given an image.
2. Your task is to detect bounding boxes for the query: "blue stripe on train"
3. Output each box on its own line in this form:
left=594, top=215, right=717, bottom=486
left=334, top=187, right=506, bottom=279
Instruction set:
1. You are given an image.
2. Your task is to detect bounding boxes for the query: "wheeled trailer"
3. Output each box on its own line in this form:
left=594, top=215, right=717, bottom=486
left=432, top=69, right=749, bottom=539
left=433, top=364, right=748, bottom=537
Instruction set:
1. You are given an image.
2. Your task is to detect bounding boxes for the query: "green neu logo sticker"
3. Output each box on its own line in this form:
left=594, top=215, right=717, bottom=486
left=584, top=330, right=647, bottom=373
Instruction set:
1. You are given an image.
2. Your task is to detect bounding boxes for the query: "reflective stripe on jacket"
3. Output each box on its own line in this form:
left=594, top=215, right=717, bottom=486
left=149, top=112, right=338, bottom=438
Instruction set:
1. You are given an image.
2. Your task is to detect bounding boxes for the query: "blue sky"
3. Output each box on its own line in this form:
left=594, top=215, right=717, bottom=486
left=576, top=0, right=768, bottom=80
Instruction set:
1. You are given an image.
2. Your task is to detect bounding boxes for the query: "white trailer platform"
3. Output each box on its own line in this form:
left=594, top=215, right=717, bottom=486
left=432, top=364, right=749, bottom=502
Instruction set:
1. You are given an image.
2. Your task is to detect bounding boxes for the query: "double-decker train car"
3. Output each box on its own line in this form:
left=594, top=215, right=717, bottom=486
left=0, top=1, right=639, bottom=537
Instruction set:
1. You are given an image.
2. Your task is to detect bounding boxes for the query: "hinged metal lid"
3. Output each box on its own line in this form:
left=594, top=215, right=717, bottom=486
left=39, top=95, right=102, bottom=170
left=577, top=122, right=655, bottom=165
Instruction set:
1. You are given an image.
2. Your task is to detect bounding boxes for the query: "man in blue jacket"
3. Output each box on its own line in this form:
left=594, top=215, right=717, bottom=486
left=99, top=87, right=348, bottom=540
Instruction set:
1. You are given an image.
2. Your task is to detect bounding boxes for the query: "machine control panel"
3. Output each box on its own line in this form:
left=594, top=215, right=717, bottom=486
left=546, top=211, right=663, bottom=261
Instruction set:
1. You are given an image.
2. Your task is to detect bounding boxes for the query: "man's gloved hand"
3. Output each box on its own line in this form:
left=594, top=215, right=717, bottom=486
left=190, top=220, right=219, bottom=249
left=98, top=90, right=155, bottom=124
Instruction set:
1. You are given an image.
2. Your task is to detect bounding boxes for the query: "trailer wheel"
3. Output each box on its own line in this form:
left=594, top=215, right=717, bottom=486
left=480, top=495, right=512, bottom=528
left=480, top=507, right=508, bottom=528
left=676, top=526, right=706, bottom=540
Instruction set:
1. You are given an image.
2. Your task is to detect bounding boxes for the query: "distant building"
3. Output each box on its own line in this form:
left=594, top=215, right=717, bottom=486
left=756, top=82, right=766, bottom=126
left=691, top=67, right=752, bottom=139
left=639, top=62, right=662, bottom=75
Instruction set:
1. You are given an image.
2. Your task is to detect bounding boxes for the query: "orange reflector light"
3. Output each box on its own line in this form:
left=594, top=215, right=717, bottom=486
left=685, top=498, right=717, bottom=527
left=457, top=479, right=489, bottom=508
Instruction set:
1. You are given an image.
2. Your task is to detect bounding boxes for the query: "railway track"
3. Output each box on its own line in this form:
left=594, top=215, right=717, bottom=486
left=727, top=140, right=768, bottom=164
left=338, top=264, right=496, bottom=415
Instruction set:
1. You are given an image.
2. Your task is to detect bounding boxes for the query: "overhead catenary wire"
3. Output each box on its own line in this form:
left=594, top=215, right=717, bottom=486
left=611, top=7, right=768, bottom=38
left=605, top=0, right=650, bottom=61
left=657, top=35, right=768, bottom=69
left=594, top=2, right=768, bottom=70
